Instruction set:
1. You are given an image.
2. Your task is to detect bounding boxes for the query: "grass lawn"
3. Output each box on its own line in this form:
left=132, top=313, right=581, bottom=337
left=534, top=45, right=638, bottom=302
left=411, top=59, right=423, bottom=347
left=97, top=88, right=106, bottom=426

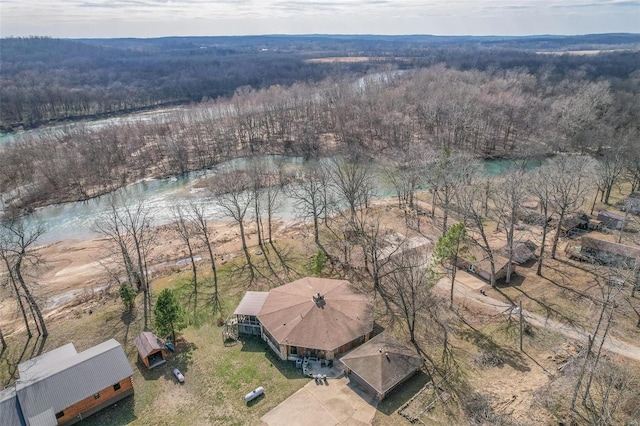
left=1, top=257, right=311, bottom=426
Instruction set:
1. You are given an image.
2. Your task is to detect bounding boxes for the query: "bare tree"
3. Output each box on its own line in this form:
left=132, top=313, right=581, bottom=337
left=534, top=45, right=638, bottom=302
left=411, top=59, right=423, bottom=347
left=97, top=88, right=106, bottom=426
left=381, top=248, right=436, bottom=345
left=1, top=250, right=32, bottom=337
left=594, top=145, right=626, bottom=206
left=0, top=217, right=48, bottom=337
left=172, top=206, right=199, bottom=320
left=352, top=210, right=404, bottom=294
left=426, top=148, right=478, bottom=236
left=457, top=178, right=500, bottom=287
left=570, top=263, right=632, bottom=424
left=211, top=168, right=257, bottom=283
left=291, top=162, right=330, bottom=256
left=188, top=202, right=222, bottom=317
left=492, top=166, right=528, bottom=283
left=549, top=156, right=594, bottom=259
left=383, top=145, right=428, bottom=209
left=528, top=164, right=554, bottom=276
left=326, top=157, right=376, bottom=225
left=94, top=197, right=155, bottom=329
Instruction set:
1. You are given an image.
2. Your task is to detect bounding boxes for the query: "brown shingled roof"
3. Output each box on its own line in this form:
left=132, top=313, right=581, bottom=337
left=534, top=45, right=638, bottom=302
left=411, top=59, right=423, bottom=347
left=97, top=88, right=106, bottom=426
left=339, top=332, right=423, bottom=396
left=257, top=277, right=374, bottom=351
left=134, top=332, right=167, bottom=359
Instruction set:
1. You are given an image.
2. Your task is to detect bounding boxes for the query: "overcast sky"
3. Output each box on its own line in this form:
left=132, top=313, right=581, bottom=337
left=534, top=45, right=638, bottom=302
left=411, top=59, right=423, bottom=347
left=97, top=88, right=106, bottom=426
left=1, top=0, right=638, bottom=38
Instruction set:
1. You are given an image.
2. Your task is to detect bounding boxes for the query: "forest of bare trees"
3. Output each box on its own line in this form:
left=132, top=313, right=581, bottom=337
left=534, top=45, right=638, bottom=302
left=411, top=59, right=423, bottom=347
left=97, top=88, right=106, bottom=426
left=1, top=64, right=638, bottom=214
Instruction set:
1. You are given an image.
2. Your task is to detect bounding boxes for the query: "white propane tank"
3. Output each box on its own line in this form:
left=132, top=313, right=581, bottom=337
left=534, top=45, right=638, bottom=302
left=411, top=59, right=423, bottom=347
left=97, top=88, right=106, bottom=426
left=244, top=386, right=265, bottom=402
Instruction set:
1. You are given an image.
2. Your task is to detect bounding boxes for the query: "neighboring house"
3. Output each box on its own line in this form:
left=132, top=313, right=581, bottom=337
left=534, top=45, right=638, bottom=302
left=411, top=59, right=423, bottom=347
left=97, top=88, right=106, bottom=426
left=234, top=277, right=375, bottom=361
left=0, top=339, right=134, bottom=426
left=339, top=332, right=423, bottom=401
left=134, top=332, right=168, bottom=369
left=597, top=211, right=625, bottom=231
left=457, top=249, right=512, bottom=283
left=555, top=214, right=589, bottom=237
left=578, top=236, right=640, bottom=268
left=234, top=291, right=269, bottom=336
left=619, top=193, right=640, bottom=215
left=500, top=240, right=538, bottom=265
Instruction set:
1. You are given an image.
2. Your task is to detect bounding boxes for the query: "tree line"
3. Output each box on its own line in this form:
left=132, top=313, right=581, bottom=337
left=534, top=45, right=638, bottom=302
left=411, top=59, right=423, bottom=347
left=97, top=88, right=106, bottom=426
left=2, top=64, right=638, bottom=212
left=1, top=35, right=638, bottom=130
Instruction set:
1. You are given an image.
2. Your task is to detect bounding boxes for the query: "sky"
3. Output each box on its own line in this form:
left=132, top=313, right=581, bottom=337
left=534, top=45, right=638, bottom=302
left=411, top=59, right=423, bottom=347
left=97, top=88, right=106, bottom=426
left=0, top=0, right=638, bottom=38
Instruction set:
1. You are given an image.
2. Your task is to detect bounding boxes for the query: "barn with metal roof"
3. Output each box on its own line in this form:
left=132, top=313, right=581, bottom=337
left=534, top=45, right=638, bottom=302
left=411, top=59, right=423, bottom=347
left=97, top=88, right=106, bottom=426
left=0, top=338, right=135, bottom=426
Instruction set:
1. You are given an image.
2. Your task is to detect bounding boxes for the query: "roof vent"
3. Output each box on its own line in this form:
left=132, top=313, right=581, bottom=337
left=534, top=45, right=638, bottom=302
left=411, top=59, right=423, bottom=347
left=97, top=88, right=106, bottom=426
left=385, top=352, right=390, bottom=361
left=313, top=292, right=326, bottom=307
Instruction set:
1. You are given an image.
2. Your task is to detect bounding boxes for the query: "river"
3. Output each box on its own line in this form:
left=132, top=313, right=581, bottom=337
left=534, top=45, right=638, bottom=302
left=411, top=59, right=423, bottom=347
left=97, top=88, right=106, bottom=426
left=12, top=156, right=535, bottom=246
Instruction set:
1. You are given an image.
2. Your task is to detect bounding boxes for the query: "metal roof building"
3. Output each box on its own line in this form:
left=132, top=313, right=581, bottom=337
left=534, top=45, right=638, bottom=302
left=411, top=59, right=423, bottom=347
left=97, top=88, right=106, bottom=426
left=6, top=338, right=135, bottom=426
left=0, top=386, right=23, bottom=426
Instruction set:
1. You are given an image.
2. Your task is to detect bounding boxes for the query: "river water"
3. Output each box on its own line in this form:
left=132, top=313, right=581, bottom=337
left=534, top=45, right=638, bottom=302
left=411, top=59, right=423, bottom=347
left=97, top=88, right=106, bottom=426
left=10, top=155, right=532, bottom=246
left=1, top=84, right=536, bottom=246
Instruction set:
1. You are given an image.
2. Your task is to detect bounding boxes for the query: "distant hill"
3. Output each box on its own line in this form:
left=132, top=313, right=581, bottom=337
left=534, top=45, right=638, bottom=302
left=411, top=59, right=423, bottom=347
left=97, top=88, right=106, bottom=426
left=1, top=34, right=638, bottom=130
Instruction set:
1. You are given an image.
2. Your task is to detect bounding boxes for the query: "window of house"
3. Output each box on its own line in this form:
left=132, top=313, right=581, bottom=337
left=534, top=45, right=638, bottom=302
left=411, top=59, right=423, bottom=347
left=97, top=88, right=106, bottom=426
left=55, top=411, right=64, bottom=419
left=113, top=383, right=121, bottom=391
left=94, top=393, right=100, bottom=399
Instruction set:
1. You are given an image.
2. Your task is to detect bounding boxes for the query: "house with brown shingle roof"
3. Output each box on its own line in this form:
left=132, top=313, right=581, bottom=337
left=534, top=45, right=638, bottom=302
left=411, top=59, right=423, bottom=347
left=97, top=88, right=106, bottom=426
left=339, top=332, right=423, bottom=401
left=235, top=277, right=374, bottom=361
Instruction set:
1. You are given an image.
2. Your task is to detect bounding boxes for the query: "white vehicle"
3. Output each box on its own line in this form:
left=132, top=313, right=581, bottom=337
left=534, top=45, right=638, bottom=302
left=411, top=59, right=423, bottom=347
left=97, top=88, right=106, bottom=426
left=173, top=368, right=185, bottom=383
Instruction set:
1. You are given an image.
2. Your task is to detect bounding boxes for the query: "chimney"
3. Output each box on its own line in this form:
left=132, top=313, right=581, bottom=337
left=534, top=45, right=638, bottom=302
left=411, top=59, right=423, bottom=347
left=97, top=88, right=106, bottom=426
left=385, top=352, right=390, bottom=362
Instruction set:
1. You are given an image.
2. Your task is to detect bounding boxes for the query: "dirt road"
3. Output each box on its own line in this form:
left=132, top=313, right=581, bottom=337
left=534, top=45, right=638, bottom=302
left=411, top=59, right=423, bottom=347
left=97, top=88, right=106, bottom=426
left=435, top=271, right=640, bottom=363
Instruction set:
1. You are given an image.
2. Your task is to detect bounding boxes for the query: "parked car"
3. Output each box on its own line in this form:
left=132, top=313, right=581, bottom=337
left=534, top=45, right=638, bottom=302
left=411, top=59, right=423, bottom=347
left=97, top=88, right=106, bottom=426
left=173, top=368, right=185, bottom=383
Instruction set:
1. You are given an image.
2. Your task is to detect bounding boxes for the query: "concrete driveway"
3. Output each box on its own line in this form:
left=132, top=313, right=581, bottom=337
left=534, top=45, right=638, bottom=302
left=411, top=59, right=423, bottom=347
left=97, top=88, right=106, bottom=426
left=260, top=377, right=378, bottom=426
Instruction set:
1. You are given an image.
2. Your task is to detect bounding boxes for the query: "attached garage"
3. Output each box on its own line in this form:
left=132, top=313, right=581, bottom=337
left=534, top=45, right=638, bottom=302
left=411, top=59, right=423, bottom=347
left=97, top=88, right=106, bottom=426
left=339, top=332, right=423, bottom=401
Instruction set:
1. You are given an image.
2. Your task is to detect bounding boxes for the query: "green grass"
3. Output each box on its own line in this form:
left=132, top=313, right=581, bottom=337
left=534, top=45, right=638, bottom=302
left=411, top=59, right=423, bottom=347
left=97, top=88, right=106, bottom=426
left=1, top=254, right=312, bottom=426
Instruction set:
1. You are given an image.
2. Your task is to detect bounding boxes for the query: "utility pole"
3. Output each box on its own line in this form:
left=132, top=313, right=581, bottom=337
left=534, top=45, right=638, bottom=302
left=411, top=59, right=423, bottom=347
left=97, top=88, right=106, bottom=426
left=518, top=301, right=523, bottom=352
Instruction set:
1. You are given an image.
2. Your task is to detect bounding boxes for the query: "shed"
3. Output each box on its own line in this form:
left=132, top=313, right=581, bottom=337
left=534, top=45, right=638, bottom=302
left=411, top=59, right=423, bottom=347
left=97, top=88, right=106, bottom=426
left=457, top=248, right=511, bottom=283
left=597, top=211, right=625, bottom=230
left=134, top=332, right=168, bottom=369
left=339, top=332, right=423, bottom=401
left=557, top=214, right=589, bottom=236
left=500, top=240, right=538, bottom=265
left=580, top=236, right=640, bottom=268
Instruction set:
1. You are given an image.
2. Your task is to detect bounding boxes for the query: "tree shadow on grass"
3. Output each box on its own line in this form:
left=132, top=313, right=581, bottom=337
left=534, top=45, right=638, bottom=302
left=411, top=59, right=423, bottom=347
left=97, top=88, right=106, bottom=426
left=120, top=309, right=137, bottom=347
left=376, top=370, right=431, bottom=416
left=511, top=286, right=579, bottom=327
left=263, top=348, right=302, bottom=380
left=457, top=322, right=530, bottom=373
left=239, top=335, right=267, bottom=353
left=495, top=273, right=527, bottom=288
left=1, top=335, right=47, bottom=386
